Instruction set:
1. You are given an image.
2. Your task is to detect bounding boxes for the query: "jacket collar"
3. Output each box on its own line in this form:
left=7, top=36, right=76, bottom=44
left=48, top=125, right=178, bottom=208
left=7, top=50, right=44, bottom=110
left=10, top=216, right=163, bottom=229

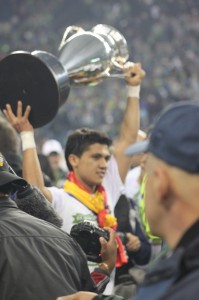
left=0, top=195, right=18, bottom=209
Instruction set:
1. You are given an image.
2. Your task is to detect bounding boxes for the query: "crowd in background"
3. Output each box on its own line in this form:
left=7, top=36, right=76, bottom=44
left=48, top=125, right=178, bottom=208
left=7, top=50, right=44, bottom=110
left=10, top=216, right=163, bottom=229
left=0, top=0, right=199, bottom=145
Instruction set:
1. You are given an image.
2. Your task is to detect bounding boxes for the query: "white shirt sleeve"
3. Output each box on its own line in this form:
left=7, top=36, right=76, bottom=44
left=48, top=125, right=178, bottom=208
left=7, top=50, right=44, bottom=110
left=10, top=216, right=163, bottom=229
left=102, top=155, right=123, bottom=212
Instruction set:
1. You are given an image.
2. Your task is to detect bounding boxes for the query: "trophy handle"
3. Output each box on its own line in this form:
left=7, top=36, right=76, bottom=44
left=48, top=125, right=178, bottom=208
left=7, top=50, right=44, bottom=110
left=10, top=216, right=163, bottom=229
left=59, top=26, right=85, bottom=51
left=103, top=61, right=135, bottom=79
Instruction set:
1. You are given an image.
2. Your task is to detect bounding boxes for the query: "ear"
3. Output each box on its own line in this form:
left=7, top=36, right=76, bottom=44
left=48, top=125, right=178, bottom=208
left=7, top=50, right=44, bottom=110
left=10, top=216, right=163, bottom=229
left=154, top=166, right=170, bottom=207
left=68, top=154, right=79, bottom=169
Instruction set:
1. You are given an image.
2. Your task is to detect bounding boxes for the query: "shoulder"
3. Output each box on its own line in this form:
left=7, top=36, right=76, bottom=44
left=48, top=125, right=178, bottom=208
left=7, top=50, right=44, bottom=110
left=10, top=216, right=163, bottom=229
left=47, top=186, right=72, bottom=205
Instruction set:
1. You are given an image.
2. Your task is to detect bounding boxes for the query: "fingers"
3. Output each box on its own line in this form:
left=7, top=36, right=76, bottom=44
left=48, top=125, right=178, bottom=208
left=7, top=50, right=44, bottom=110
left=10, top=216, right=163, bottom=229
left=3, top=100, right=33, bottom=133
left=17, top=100, right=23, bottom=118
left=99, top=227, right=117, bottom=273
left=126, top=239, right=141, bottom=252
left=99, top=227, right=117, bottom=250
left=103, top=227, right=116, bottom=243
left=3, top=107, right=11, bottom=122
left=3, top=104, right=16, bottom=123
left=126, top=233, right=141, bottom=252
left=24, top=104, right=31, bottom=119
left=124, top=62, right=146, bottom=86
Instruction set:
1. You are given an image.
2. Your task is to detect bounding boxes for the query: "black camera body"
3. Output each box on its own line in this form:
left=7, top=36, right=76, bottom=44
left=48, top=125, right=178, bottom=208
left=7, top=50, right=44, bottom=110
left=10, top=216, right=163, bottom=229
left=70, top=221, right=109, bottom=262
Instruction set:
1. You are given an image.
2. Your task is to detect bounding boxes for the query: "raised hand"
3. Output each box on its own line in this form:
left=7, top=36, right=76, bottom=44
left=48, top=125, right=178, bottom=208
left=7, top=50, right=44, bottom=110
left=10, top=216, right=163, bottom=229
left=126, top=232, right=141, bottom=252
left=124, top=62, right=146, bottom=86
left=3, top=100, right=33, bottom=133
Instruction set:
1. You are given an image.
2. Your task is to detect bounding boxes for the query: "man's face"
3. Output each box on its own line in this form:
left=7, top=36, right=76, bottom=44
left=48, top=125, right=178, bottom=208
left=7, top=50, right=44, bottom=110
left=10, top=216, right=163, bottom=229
left=48, top=153, right=61, bottom=172
left=70, top=143, right=111, bottom=192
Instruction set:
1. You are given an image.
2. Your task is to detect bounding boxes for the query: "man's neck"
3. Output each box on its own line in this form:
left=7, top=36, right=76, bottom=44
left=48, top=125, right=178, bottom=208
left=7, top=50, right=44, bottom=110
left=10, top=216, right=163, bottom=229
left=165, top=215, right=199, bottom=250
left=68, top=172, right=97, bottom=194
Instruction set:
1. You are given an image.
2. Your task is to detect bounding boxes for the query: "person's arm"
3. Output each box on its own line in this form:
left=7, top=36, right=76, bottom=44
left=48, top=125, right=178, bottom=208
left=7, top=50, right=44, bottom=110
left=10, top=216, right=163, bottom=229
left=113, top=62, right=145, bottom=182
left=57, top=292, right=98, bottom=300
left=126, top=229, right=151, bottom=266
left=89, top=227, right=117, bottom=293
left=90, top=271, right=109, bottom=294
left=57, top=292, right=124, bottom=300
left=126, top=201, right=151, bottom=265
left=3, top=101, right=53, bottom=202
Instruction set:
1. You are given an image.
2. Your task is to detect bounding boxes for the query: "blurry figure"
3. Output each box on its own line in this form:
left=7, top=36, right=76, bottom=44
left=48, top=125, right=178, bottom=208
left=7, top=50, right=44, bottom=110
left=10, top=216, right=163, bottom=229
left=114, top=193, right=151, bottom=299
left=126, top=129, right=162, bottom=261
left=0, top=116, right=55, bottom=187
left=0, top=116, right=22, bottom=176
left=38, top=153, right=55, bottom=187
left=41, top=139, right=67, bottom=187
left=0, top=153, right=98, bottom=300
left=0, top=153, right=118, bottom=297
left=124, top=129, right=147, bottom=200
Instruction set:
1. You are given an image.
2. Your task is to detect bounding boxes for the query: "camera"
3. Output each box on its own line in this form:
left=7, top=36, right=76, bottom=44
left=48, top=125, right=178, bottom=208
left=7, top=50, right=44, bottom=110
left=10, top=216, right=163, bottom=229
left=70, top=221, right=109, bottom=262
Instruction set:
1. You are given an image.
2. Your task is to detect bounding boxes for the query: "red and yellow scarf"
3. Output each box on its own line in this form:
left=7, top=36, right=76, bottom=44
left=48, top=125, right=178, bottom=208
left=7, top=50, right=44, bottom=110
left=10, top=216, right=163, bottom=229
left=64, top=171, right=128, bottom=267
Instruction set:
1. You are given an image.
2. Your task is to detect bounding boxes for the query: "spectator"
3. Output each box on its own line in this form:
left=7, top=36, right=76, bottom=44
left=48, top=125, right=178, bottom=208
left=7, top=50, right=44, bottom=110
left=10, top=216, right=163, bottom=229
left=126, top=128, right=162, bottom=261
left=0, top=116, right=55, bottom=186
left=114, top=193, right=151, bottom=299
left=41, top=138, right=67, bottom=187
left=0, top=116, right=22, bottom=176
left=124, top=129, right=147, bottom=200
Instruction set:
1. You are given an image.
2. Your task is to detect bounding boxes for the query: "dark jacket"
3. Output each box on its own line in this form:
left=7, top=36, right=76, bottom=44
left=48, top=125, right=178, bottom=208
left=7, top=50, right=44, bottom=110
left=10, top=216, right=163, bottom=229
left=94, top=221, right=199, bottom=300
left=135, top=220, right=199, bottom=300
left=114, top=194, right=151, bottom=285
left=0, top=196, right=96, bottom=300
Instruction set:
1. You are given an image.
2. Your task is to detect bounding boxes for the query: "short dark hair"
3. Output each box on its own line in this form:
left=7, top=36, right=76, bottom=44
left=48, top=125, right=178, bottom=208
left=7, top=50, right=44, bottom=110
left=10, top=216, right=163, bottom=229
left=65, top=128, right=112, bottom=171
left=0, top=117, right=20, bottom=153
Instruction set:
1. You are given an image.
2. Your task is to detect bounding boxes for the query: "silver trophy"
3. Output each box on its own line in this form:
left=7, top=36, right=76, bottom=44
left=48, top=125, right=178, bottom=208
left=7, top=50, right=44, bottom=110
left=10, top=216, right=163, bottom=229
left=0, top=24, right=129, bottom=127
left=59, top=24, right=129, bottom=86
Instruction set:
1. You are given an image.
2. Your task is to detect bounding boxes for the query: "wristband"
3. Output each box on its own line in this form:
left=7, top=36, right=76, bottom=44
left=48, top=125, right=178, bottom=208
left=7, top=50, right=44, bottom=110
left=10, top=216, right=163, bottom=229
left=20, top=131, right=36, bottom=151
left=127, top=85, right=140, bottom=98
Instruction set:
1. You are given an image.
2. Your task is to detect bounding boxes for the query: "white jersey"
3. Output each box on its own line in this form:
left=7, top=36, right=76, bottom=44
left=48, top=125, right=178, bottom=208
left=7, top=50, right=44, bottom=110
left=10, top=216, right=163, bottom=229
left=124, top=166, right=141, bottom=199
left=48, top=155, right=123, bottom=294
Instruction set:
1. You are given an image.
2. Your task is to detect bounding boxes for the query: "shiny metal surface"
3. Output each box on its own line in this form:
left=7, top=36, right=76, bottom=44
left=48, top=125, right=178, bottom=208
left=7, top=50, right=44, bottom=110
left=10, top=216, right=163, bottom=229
left=91, top=24, right=129, bottom=69
left=0, top=50, right=70, bottom=128
left=58, top=24, right=129, bottom=86
left=32, top=50, right=70, bottom=106
left=0, top=23, right=130, bottom=128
